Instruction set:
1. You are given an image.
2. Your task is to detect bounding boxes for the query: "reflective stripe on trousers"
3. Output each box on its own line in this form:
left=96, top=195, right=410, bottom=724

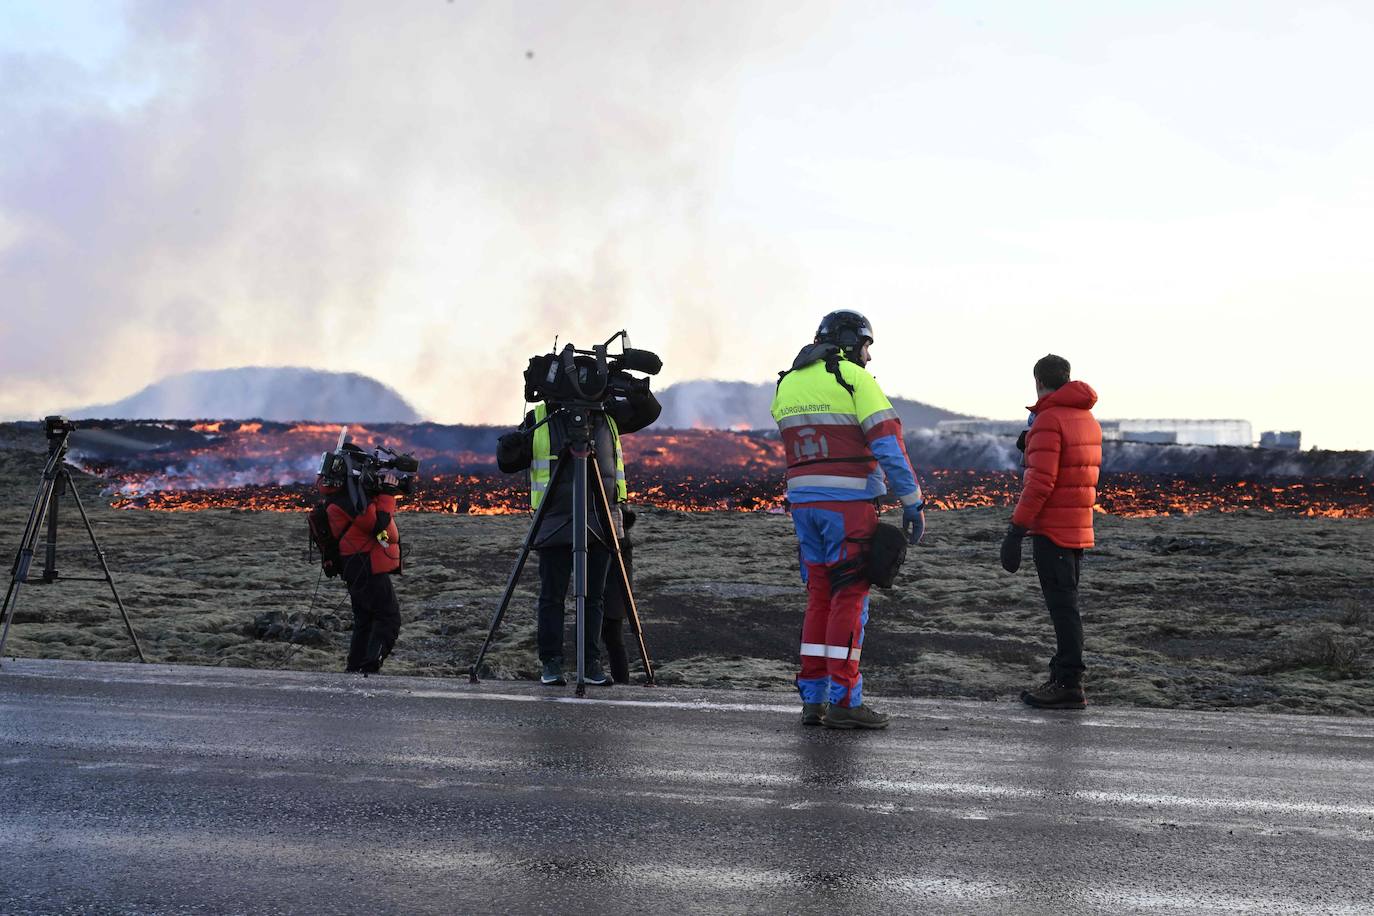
left=800, top=642, right=862, bottom=663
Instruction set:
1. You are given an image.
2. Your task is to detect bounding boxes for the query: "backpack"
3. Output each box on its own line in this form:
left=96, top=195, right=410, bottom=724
left=775, top=343, right=855, bottom=396
left=307, top=502, right=344, bottom=578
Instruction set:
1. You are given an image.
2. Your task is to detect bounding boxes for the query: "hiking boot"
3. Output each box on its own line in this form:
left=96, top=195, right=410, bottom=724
left=1022, top=680, right=1087, bottom=710
left=801, top=703, right=828, bottom=727
left=1019, top=678, right=1056, bottom=704
left=540, top=660, right=566, bottom=686
left=823, top=704, right=889, bottom=730
left=582, top=662, right=612, bottom=687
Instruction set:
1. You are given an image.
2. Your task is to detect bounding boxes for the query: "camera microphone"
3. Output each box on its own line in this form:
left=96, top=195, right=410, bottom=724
left=612, top=348, right=663, bottom=376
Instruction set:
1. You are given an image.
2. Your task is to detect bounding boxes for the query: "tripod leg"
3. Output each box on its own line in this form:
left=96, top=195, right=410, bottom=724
left=572, top=447, right=590, bottom=698
left=0, top=578, right=20, bottom=663
left=0, top=470, right=61, bottom=665
left=590, top=470, right=655, bottom=686
left=66, top=472, right=147, bottom=663
left=43, top=469, right=63, bottom=582
left=468, top=455, right=568, bottom=683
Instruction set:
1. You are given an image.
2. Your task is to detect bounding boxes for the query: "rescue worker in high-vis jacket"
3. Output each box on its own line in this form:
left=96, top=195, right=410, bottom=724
left=320, top=445, right=403, bottom=674
left=771, top=311, right=926, bottom=730
left=1000, top=353, right=1102, bottom=710
left=501, top=373, right=660, bottom=687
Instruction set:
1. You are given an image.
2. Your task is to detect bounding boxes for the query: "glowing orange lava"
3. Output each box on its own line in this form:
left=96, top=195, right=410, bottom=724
left=70, top=421, right=1371, bottom=518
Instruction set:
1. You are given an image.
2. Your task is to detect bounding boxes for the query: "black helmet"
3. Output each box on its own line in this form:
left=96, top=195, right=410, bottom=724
left=815, top=310, right=874, bottom=352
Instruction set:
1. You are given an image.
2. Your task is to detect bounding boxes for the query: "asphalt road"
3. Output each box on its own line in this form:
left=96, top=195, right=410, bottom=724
left=1, top=659, right=1372, bottom=915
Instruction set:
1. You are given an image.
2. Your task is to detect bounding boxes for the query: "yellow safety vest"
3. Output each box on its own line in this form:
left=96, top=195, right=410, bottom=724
left=530, top=403, right=627, bottom=509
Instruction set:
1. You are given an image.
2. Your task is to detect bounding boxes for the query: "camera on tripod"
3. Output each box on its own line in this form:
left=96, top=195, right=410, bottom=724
left=318, top=428, right=421, bottom=497
left=523, top=330, right=662, bottom=407
left=44, top=415, right=79, bottom=440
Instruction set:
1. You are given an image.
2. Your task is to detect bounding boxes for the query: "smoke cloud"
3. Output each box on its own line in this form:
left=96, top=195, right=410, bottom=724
left=5, top=3, right=1372, bottom=449
left=0, top=0, right=773, bottom=424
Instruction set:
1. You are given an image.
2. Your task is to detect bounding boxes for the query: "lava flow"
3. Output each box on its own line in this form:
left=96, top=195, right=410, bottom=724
left=63, top=420, right=1373, bottom=518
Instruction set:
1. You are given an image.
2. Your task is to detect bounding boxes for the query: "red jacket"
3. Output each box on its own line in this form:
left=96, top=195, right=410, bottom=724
left=325, top=491, right=401, bottom=575
left=1011, top=381, right=1102, bottom=549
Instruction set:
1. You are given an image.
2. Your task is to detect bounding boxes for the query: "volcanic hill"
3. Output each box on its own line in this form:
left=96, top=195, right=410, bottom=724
left=70, top=367, right=420, bottom=423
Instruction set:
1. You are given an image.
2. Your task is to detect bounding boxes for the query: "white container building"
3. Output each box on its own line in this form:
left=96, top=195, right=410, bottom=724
left=937, top=418, right=1254, bottom=447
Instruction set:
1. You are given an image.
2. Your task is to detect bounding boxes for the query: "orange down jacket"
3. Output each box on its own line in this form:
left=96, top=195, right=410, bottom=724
left=1011, top=381, right=1103, bottom=549
left=326, top=492, right=401, bottom=575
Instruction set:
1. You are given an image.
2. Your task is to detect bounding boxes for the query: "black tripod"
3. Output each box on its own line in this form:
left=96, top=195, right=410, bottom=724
left=469, top=404, right=654, bottom=697
left=0, top=416, right=147, bottom=666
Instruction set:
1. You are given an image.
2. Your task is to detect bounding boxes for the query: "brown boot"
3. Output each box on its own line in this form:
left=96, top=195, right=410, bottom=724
left=801, top=703, right=828, bottom=727
left=823, top=704, right=889, bottom=730
left=1021, top=680, right=1087, bottom=710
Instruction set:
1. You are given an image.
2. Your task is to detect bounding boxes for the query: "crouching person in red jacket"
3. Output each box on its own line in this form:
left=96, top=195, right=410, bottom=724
left=1001, top=354, right=1102, bottom=709
left=321, top=446, right=403, bottom=674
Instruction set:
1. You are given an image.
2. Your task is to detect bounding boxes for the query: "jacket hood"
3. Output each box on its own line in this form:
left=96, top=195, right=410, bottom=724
left=1030, top=380, right=1097, bottom=413
left=791, top=342, right=844, bottom=371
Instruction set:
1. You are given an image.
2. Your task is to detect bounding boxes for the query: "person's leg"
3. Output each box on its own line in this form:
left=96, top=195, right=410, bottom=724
left=825, top=588, right=870, bottom=708
left=825, top=501, right=878, bottom=709
left=343, top=562, right=373, bottom=672
left=797, top=561, right=834, bottom=704
left=792, top=506, right=840, bottom=707
left=345, top=582, right=371, bottom=672
left=601, top=540, right=632, bottom=683
left=536, top=548, right=573, bottom=665
left=361, top=573, right=401, bottom=671
left=601, top=615, right=629, bottom=683
left=1032, top=535, right=1085, bottom=686
left=581, top=544, right=610, bottom=668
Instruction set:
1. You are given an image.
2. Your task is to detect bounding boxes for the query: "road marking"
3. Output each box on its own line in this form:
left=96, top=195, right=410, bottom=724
left=406, top=686, right=799, bottom=714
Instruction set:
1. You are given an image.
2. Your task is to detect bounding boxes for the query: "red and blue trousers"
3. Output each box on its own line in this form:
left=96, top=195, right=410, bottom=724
left=791, top=499, right=877, bottom=709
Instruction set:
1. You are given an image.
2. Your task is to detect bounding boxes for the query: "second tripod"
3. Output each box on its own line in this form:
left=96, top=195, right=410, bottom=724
left=469, top=404, right=654, bottom=697
left=0, top=416, right=146, bottom=666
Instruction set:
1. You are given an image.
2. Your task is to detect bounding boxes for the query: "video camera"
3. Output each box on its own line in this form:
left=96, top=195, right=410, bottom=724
left=44, top=415, right=79, bottom=440
left=318, top=427, right=421, bottom=497
left=523, top=330, right=661, bottom=407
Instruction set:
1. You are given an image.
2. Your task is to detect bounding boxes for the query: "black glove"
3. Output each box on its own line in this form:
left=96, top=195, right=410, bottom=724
left=1000, top=524, right=1028, bottom=573
left=496, top=429, right=533, bottom=473
left=1015, top=429, right=1028, bottom=452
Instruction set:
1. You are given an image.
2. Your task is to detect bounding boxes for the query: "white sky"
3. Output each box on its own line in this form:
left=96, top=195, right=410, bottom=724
left=1, top=1, right=1371, bottom=449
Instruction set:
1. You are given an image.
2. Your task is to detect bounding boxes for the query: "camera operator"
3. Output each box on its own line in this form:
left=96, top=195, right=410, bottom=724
left=499, top=363, right=660, bottom=687
left=318, top=443, right=404, bottom=674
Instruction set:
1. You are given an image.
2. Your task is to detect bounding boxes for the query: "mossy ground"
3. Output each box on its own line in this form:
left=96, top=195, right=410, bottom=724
left=2, top=450, right=1370, bottom=714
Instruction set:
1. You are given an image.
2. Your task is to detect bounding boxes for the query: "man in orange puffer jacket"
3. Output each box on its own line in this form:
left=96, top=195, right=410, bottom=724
left=1000, top=354, right=1102, bottom=709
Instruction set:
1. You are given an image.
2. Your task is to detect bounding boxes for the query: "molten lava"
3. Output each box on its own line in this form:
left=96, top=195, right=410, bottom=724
left=65, top=420, right=1371, bottom=518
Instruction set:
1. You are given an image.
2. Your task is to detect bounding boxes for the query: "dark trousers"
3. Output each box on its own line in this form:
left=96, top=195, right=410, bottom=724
left=536, top=545, right=609, bottom=665
left=600, top=540, right=633, bottom=683
left=344, top=567, right=401, bottom=672
left=601, top=617, right=628, bottom=684
left=1032, top=535, right=1085, bottom=687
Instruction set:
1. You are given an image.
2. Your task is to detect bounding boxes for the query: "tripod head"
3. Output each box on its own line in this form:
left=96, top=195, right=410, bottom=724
left=545, top=401, right=604, bottom=449
left=44, top=415, right=77, bottom=457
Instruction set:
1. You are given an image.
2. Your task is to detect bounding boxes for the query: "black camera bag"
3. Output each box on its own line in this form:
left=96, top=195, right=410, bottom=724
left=866, top=522, right=908, bottom=588
left=830, top=521, right=909, bottom=589
left=497, top=429, right=534, bottom=474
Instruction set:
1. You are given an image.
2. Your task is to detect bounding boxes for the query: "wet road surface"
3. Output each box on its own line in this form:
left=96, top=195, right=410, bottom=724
left=2, top=659, right=1372, bottom=915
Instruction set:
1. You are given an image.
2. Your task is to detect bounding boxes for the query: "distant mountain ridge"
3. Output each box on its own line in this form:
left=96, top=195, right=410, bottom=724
left=71, top=367, right=420, bottom=423
left=68, top=368, right=964, bottom=428
left=653, top=379, right=971, bottom=430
